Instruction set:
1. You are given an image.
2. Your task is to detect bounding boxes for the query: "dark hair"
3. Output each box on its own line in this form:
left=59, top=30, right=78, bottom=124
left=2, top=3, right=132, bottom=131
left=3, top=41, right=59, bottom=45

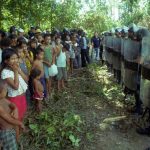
left=30, top=68, right=41, bottom=79
left=44, top=33, right=51, bottom=39
left=35, top=46, right=44, bottom=56
left=1, top=37, right=11, bottom=49
left=63, top=43, right=70, bottom=51
left=15, top=46, right=23, bottom=53
left=9, top=26, right=16, bottom=34
left=28, top=38, right=37, bottom=47
left=1, top=48, right=18, bottom=69
left=17, top=37, right=27, bottom=47
left=9, top=34, right=17, bottom=40
left=0, top=30, right=6, bottom=38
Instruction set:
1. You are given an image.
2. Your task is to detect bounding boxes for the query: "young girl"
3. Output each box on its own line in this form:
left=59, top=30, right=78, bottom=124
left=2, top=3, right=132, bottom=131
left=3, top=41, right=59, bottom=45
left=16, top=46, right=28, bottom=75
left=72, top=37, right=81, bottom=69
left=28, top=38, right=38, bottom=59
left=30, top=68, right=44, bottom=112
left=1, top=48, right=28, bottom=121
left=56, top=39, right=68, bottom=90
left=65, top=35, right=75, bottom=74
left=20, top=40, right=33, bottom=73
left=42, top=34, right=55, bottom=96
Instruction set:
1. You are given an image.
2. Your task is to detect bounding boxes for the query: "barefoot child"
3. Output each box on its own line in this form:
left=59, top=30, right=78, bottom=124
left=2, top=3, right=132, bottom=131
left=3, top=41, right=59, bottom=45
left=31, top=47, right=47, bottom=99
left=0, top=79, right=25, bottom=149
left=56, top=39, right=68, bottom=90
left=42, top=34, right=55, bottom=96
left=30, top=68, right=44, bottom=112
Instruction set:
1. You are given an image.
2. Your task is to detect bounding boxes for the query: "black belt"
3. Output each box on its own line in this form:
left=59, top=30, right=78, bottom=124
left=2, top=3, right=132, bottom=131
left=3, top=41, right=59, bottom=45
left=124, top=60, right=139, bottom=71
left=142, top=66, right=150, bottom=80
left=112, top=51, right=121, bottom=57
left=107, top=48, right=113, bottom=53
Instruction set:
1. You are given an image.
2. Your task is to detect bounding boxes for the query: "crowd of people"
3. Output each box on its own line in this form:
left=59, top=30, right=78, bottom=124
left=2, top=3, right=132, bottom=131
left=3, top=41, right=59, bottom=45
left=2, top=23, right=150, bottom=150
left=0, top=26, right=103, bottom=149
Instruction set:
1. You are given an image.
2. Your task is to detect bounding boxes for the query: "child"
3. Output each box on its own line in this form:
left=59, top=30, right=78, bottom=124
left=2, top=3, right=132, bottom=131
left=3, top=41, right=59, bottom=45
left=31, top=47, right=47, bottom=99
left=42, top=34, right=55, bottom=96
left=16, top=46, right=28, bottom=75
left=30, top=68, right=44, bottom=112
left=0, top=79, right=25, bottom=149
left=56, top=40, right=68, bottom=90
left=65, top=35, right=75, bottom=74
left=20, top=40, right=33, bottom=73
left=28, top=38, right=38, bottom=59
left=72, top=37, right=81, bottom=69
left=1, top=48, right=28, bottom=121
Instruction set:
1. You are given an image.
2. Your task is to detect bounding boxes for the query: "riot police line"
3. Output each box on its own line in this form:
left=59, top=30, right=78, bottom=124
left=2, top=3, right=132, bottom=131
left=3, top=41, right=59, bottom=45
left=102, top=24, right=150, bottom=140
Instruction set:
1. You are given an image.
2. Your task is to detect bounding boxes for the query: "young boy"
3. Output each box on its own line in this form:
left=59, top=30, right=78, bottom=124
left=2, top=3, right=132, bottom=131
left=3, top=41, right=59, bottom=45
left=31, top=47, right=47, bottom=98
left=0, top=79, right=25, bottom=149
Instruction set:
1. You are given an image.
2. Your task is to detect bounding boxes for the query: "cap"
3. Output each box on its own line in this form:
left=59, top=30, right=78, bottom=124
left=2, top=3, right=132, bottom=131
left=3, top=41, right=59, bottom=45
left=18, top=28, right=24, bottom=33
left=35, top=29, right=42, bottom=33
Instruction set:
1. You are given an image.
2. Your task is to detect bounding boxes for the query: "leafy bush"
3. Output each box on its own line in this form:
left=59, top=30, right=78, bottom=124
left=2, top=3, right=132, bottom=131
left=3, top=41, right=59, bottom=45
left=26, top=110, right=83, bottom=150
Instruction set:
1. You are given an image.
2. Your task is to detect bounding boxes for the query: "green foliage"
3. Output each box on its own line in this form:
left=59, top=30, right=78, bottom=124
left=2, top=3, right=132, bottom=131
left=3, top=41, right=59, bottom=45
left=27, top=110, right=83, bottom=149
left=0, top=0, right=117, bottom=35
left=120, top=0, right=144, bottom=26
left=0, top=0, right=81, bottom=31
left=120, top=0, right=150, bottom=28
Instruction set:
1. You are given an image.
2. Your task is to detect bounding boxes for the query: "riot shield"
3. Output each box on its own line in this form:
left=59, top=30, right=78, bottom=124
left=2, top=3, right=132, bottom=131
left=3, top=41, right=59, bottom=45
left=140, top=36, right=150, bottom=108
left=113, top=37, right=121, bottom=53
left=141, top=37, right=150, bottom=64
left=124, top=39, right=140, bottom=61
left=123, top=39, right=141, bottom=91
left=112, top=37, right=121, bottom=70
left=104, top=36, right=109, bottom=63
left=106, top=36, right=113, bottom=65
left=121, top=38, right=125, bottom=83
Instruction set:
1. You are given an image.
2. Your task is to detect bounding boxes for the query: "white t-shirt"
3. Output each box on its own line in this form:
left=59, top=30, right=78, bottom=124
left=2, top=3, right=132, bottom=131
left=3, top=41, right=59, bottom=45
left=1, top=69, right=28, bottom=97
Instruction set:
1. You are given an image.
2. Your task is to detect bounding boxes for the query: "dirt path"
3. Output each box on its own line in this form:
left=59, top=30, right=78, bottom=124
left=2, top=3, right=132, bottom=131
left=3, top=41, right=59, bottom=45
left=67, top=64, right=150, bottom=150
left=22, top=63, right=150, bottom=150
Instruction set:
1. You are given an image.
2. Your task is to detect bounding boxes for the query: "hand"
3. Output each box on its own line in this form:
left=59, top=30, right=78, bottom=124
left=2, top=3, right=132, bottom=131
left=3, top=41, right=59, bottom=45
left=11, top=109, right=18, bottom=119
left=11, top=64, right=19, bottom=72
left=20, top=123, right=26, bottom=131
left=26, top=52, right=31, bottom=58
left=43, top=61, right=51, bottom=67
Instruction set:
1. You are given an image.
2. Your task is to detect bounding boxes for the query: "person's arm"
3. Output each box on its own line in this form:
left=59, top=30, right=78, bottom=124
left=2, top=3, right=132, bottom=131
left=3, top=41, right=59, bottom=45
left=0, top=107, right=24, bottom=129
left=5, top=70, right=19, bottom=90
left=8, top=102, right=18, bottom=119
left=51, top=47, right=57, bottom=64
left=26, top=51, right=33, bottom=64
left=18, top=68, right=28, bottom=83
left=65, top=52, right=70, bottom=66
left=43, top=60, right=51, bottom=67
left=31, top=61, right=37, bottom=70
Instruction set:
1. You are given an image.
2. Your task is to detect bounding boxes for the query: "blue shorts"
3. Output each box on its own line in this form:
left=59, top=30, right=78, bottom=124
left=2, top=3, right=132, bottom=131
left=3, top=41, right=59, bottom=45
left=40, top=77, right=47, bottom=98
left=44, top=65, right=50, bottom=79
